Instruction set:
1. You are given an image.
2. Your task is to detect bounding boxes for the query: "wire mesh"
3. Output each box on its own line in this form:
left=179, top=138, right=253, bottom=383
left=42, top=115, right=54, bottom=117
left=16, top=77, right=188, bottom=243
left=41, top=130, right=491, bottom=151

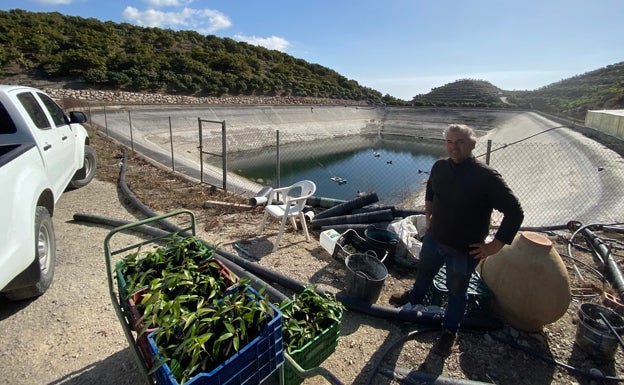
left=94, top=107, right=624, bottom=229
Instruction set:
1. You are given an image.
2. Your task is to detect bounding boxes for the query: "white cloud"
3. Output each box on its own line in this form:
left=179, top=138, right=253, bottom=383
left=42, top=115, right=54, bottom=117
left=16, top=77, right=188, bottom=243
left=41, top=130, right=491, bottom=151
left=33, top=0, right=72, bottom=5
left=233, top=34, right=291, bottom=52
left=144, top=0, right=192, bottom=6
left=122, top=7, right=231, bottom=34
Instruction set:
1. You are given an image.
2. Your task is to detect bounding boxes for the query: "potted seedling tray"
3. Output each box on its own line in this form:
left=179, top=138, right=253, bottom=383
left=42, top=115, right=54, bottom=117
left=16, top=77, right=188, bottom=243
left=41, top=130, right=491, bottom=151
left=279, top=287, right=344, bottom=385
left=104, top=211, right=199, bottom=383
left=147, top=284, right=284, bottom=385
left=104, top=211, right=284, bottom=385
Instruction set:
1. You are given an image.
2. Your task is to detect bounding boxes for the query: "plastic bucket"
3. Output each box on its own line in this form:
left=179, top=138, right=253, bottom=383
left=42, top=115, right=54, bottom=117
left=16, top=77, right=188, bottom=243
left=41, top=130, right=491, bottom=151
left=345, top=252, right=388, bottom=304
left=575, top=303, right=624, bottom=359
left=364, top=226, right=399, bottom=266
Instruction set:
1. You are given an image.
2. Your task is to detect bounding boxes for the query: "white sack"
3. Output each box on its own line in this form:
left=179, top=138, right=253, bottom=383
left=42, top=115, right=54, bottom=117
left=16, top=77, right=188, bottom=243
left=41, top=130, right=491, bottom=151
left=387, top=214, right=427, bottom=267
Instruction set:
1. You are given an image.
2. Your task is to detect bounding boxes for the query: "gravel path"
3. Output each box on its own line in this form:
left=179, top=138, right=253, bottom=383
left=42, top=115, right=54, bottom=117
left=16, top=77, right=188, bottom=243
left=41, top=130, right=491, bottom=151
left=0, top=180, right=146, bottom=385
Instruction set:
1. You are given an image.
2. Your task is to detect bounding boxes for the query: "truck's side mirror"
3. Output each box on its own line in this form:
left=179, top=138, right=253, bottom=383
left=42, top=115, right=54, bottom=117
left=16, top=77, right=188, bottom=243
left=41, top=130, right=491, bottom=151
left=69, top=111, right=88, bottom=124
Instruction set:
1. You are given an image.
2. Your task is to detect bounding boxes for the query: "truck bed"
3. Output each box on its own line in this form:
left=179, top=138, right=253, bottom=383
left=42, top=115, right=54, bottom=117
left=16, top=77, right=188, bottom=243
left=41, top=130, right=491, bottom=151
left=0, top=142, right=35, bottom=168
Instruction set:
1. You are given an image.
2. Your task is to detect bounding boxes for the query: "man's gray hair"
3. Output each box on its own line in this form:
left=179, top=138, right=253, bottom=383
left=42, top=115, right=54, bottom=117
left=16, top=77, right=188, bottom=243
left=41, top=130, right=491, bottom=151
left=444, top=124, right=477, bottom=144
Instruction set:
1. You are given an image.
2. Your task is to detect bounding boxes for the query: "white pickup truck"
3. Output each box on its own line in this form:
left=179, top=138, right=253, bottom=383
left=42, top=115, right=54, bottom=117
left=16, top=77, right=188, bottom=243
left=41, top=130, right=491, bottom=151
left=0, top=85, right=97, bottom=301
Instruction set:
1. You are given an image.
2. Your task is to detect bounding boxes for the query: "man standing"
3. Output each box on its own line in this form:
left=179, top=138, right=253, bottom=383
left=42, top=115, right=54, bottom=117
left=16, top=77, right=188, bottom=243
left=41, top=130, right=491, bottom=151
left=391, top=123, right=524, bottom=347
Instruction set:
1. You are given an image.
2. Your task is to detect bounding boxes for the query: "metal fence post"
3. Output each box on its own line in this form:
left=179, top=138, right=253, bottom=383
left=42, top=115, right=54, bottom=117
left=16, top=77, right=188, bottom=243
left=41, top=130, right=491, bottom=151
left=222, top=120, right=227, bottom=191
left=168, top=116, right=175, bottom=172
left=276, top=129, right=281, bottom=188
left=103, top=105, right=108, bottom=137
left=198, top=117, right=204, bottom=184
left=197, top=118, right=227, bottom=189
left=486, top=139, right=492, bottom=165
left=128, top=109, right=134, bottom=153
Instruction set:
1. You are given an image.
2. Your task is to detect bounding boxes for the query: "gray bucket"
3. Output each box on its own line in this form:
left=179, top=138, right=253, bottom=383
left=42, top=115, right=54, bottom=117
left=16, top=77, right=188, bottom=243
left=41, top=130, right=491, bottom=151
left=364, top=225, right=399, bottom=266
left=575, top=303, right=624, bottom=359
left=345, top=252, right=388, bottom=304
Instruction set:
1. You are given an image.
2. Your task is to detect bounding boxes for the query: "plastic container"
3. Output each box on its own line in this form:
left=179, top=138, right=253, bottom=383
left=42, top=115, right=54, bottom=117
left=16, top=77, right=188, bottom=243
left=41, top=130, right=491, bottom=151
left=364, top=225, right=399, bottom=266
left=575, top=303, right=624, bottom=359
left=345, top=252, right=388, bottom=304
left=281, top=302, right=343, bottom=385
left=332, top=229, right=387, bottom=264
left=320, top=229, right=341, bottom=255
left=148, top=293, right=284, bottom=385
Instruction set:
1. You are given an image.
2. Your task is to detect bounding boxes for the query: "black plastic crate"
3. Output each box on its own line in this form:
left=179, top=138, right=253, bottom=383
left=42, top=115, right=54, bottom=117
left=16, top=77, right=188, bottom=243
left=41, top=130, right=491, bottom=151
left=424, top=264, right=493, bottom=316
left=332, top=229, right=388, bottom=264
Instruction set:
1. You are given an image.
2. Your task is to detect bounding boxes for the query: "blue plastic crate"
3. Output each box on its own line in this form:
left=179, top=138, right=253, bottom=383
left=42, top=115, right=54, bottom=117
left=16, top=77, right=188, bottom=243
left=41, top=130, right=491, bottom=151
left=148, top=292, right=284, bottom=385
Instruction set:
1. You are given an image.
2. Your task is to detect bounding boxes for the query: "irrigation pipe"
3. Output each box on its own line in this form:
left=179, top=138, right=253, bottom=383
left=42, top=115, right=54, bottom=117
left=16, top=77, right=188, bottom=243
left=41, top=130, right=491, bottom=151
left=378, top=367, right=494, bottom=385
left=489, top=333, right=624, bottom=383
left=363, top=328, right=494, bottom=385
left=568, top=221, right=624, bottom=300
left=599, top=312, right=624, bottom=352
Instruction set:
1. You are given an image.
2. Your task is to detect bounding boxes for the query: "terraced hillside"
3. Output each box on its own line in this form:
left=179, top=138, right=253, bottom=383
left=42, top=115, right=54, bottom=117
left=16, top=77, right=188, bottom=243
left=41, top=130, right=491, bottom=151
left=412, top=79, right=507, bottom=108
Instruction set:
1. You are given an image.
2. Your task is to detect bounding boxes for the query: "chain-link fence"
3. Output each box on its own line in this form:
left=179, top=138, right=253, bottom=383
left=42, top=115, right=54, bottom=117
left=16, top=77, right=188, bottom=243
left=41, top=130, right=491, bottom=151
left=90, top=107, right=624, bottom=229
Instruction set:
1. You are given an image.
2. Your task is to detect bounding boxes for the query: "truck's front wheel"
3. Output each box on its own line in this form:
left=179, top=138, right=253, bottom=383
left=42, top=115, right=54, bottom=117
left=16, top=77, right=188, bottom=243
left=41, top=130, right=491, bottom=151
left=4, top=207, right=56, bottom=301
left=69, top=145, right=97, bottom=189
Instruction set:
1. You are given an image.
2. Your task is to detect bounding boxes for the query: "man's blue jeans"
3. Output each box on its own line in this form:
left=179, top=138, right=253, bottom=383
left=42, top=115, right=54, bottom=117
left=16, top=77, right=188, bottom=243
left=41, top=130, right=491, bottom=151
left=408, top=235, right=479, bottom=333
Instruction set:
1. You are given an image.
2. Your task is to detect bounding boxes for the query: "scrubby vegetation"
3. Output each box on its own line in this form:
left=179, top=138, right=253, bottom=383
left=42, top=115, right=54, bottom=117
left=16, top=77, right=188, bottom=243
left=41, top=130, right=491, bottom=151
left=0, top=9, right=387, bottom=103
left=506, top=62, right=624, bottom=121
left=1, top=8, right=623, bottom=118
left=409, top=64, right=624, bottom=121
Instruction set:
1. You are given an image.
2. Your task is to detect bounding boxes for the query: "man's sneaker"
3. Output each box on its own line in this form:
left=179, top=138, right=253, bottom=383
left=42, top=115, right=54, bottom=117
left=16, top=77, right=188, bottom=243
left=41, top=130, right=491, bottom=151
left=433, top=329, right=457, bottom=356
left=389, top=290, right=412, bottom=306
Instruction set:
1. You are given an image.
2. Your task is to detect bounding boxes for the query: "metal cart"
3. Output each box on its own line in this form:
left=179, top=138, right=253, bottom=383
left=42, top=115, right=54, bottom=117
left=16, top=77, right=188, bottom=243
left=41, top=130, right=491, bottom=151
left=103, top=210, right=196, bottom=384
left=103, top=209, right=342, bottom=385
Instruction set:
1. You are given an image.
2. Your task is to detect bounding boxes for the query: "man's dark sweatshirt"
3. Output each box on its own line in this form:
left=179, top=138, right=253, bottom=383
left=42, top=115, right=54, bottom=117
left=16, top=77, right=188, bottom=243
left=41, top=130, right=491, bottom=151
left=425, top=156, right=524, bottom=252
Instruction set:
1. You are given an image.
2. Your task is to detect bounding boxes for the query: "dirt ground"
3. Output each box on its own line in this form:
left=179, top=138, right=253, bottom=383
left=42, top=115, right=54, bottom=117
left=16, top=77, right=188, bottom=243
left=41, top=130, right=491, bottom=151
left=1, top=123, right=624, bottom=385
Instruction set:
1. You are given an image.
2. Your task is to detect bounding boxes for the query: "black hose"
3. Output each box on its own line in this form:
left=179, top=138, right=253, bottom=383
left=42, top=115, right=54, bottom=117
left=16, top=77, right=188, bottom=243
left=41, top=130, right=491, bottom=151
left=310, top=208, right=394, bottom=230
left=312, top=192, right=379, bottom=220
left=378, top=366, right=494, bottom=385
left=118, top=148, right=183, bottom=234
left=72, top=213, right=172, bottom=237
left=489, top=333, right=624, bottom=383
left=79, top=201, right=502, bottom=332
left=216, top=246, right=503, bottom=330
left=213, top=252, right=289, bottom=303
left=363, top=327, right=437, bottom=385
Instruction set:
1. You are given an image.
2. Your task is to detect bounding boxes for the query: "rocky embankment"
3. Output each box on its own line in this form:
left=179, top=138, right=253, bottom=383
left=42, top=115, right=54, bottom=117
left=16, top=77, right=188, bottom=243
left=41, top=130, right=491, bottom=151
left=43, top=87, right=366, bottom=107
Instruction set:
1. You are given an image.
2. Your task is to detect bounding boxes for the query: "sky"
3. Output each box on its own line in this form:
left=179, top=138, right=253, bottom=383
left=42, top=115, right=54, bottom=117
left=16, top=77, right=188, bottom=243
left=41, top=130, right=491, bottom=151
left=2, top=0, right=623, bottom=100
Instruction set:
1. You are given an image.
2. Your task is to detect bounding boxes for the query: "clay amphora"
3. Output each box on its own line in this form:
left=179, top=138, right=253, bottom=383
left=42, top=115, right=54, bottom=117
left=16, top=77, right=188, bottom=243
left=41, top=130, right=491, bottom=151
left=477, top=231, right=571, bottom=332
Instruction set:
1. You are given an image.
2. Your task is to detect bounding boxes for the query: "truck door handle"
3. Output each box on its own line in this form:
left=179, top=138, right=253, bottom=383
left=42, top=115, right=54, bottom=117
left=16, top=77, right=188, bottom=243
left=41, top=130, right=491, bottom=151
left=43, top=144, right=51, bottom=151
left=62, top=135, right=68, bottom=141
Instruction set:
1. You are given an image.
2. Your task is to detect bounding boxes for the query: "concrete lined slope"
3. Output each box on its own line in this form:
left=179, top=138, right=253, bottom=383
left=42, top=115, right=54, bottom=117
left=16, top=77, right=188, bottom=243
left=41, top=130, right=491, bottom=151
left=381, top=107, right=521, bottom=138
left=477, top=112, right=624, bottom=226
left=90, top=105, right=382, bottom=195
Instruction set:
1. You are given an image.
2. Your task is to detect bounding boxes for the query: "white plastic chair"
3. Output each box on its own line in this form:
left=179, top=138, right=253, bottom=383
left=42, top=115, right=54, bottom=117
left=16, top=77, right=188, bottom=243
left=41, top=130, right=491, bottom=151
left=258, top=180, right=316, bottom=252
